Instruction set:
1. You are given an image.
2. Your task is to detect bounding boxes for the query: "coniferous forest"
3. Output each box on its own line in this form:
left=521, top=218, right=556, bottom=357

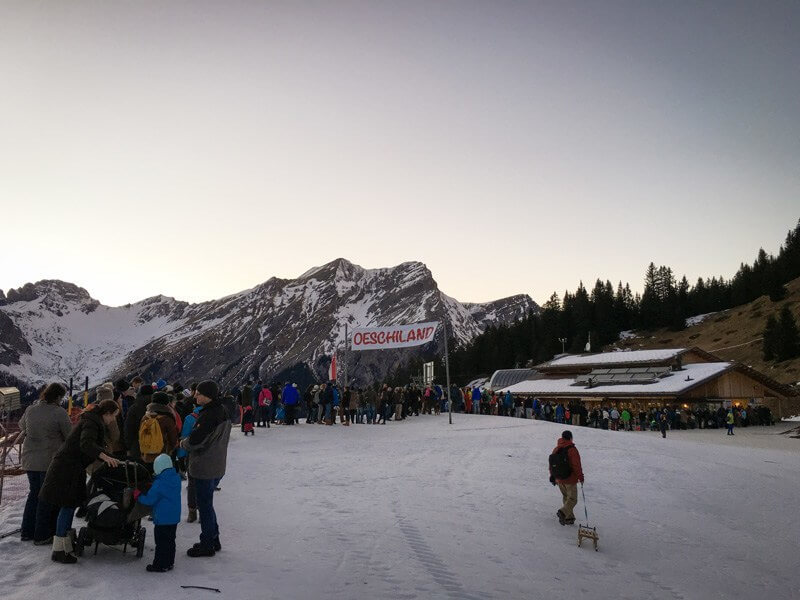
left=441, top=219, right=800, bottom=383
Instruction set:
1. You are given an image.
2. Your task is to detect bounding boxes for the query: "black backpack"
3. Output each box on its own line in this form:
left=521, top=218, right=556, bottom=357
left=548, top=445, right=573, bottom=480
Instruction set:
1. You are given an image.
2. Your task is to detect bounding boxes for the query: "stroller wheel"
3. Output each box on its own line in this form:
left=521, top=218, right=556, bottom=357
left=75, top=527, right=88, bottom=557
left=135, top=527, right=146, bottom=558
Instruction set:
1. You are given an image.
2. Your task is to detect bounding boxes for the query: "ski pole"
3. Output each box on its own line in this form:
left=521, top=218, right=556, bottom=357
left=581, top=482, right=588, bottom=522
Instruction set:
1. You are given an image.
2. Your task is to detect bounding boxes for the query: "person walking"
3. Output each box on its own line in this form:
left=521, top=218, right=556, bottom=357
left=18, top=382, right=73, bottom=545
left=726, top=410, right=735, bottom=435
left=548, top=430, right=584, bottom=526
left=181, top=380, right=231, bottom=557
left=659, top=413, right=668, bottom=438
left=40, top=400, right=121, bottom=563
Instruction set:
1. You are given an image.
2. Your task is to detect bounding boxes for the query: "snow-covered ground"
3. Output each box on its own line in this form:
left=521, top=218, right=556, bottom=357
left=685, top=312, right=717, bottom=328
left=1, top=416, right=799, bottom=600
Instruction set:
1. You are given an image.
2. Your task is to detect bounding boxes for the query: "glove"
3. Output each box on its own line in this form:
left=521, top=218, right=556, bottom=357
left=549, top=475, right=556, bottom=486
left=133, top=489, right=141, bottom=501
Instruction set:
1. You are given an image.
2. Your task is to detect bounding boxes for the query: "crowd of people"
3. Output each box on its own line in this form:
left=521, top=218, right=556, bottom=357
left=17, top=377, right=230, bottom=570
left=226, top=380, right=775, bottom=440
left=14, top=373, right=778, bottom=570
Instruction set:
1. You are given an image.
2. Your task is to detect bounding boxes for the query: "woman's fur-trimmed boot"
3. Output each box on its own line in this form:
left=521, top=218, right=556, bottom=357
left=51, top=536, right=77, bottom=564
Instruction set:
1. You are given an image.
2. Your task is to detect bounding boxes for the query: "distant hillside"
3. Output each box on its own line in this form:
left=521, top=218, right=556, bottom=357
left=612, top=276, right=800, bottom=386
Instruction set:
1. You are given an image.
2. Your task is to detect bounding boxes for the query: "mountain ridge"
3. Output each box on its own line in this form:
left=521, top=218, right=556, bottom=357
left=0, top=258, right=538, bottom=391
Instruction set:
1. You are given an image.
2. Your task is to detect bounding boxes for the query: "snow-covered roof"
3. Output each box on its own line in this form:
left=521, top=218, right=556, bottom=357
left=488, top=369, right=536, bottom=390
left=540, top=348, right=687, bottom=369
left=500, top=362, right=732, bottom=397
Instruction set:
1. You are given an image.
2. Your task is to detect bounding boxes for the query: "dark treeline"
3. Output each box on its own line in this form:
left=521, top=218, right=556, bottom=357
left=447, top=219, right=800, bottom=382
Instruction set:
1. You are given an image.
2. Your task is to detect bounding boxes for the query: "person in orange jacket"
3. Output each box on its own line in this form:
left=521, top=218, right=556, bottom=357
left=548, top=430, right=584, bottom=525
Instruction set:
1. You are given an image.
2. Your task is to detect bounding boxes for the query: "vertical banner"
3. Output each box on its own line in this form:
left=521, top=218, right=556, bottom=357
left=350, top=322, right=439, bottom=351
left=328, top=354, right=337, bottom=382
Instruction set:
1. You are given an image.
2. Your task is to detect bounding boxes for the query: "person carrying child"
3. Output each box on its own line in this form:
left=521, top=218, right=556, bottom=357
left=134, top=453, right=181, bottom=572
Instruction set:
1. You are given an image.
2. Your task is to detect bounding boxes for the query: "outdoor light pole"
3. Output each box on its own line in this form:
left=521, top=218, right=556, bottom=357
left=559, top=338, right=567, bottom=354
left=443, top=320, right=453, bottom=425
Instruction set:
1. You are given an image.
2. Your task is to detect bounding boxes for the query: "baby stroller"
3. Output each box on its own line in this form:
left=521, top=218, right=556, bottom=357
left=75, top=461, right=152, bottom=558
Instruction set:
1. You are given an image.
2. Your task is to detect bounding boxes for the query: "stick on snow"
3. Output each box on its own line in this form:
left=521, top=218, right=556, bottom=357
left=180, top=585, right=221, bottom=593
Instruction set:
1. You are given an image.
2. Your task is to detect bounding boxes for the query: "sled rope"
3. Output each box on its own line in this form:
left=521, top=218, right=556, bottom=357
left=581, top=483, right=588, bottom=523
left=180, top=585, right=221, bottom=593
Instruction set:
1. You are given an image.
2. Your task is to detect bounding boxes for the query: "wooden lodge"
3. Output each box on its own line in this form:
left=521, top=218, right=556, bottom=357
left=497, top=348, right=797, bottom=418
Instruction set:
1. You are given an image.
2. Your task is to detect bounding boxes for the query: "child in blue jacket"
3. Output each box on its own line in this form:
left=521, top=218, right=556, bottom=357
left=135, top=453, right=182, bottom=572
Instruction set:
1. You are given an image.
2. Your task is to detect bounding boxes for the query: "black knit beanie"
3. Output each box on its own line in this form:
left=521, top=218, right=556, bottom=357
left=140, top=384, right=154, bottom=396
left=152, top=391, right=171, bottom=406
left=115, top=379, right=130, bottom=393
left=196, top=380, right=219, bottom=401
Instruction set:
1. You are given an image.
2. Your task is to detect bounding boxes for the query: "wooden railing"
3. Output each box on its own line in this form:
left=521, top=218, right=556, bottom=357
left=0, top=420, right=23, bottom=507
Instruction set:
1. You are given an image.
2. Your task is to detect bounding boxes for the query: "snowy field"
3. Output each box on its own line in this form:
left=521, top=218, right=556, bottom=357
left=2, top=416, right=799, bottom=600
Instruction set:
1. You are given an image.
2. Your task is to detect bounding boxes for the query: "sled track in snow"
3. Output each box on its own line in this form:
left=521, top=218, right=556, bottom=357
left=392, top=494, right=491, bottom=600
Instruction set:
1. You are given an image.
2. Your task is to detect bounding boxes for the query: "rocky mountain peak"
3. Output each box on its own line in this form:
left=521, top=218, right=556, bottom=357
left=4, top=280, right=99, bottom=315
left=1, top=260, right=540, bottom=389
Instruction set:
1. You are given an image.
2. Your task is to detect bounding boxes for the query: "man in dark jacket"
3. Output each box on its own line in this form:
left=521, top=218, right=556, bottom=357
left=548, top=430, right=584, bottom=526
left=124, top=383, right=154, bottom=460
left=181, top=380, right=231, bottom=557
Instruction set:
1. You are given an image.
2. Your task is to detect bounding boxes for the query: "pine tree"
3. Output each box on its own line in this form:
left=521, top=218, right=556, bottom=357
left=776, top=306, right=800, bottom=362
left=763, top=314, right=778, bottom=361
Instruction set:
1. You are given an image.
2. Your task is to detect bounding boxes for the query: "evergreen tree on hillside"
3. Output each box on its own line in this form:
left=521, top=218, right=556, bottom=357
left=776, top=306, right=800, bottom=362
left=639, top=263, right=661, bottom=327
left=762, top=314, right=778, bottom=361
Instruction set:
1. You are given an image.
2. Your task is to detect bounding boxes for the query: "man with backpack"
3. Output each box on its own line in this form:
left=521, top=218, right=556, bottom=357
left=548, top=430, right=584, bottom=526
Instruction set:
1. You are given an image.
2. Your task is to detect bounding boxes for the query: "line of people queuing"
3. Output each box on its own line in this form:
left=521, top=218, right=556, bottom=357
left=16, top=376, right=230, bottom=571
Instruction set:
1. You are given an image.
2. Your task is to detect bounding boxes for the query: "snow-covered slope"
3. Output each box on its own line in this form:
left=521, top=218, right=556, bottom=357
left=1, top=416, right=797, bottom=600
left=0, top=260, right=538, bottom=389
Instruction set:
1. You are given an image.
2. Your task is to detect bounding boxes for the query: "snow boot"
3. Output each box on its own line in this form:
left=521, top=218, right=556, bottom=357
left=187, top=544, right=216, bottom=557
left=187, top=508, right=197, bottom=523
left=557, top=509, right=566, bottom=526
left=51, top=536, right=77, bottom=564
left=146, top=564, right=173, bottom=572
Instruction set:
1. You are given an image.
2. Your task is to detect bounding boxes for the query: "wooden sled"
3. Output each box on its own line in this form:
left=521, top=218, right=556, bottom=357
left=577, top=523, right=599, bottom=551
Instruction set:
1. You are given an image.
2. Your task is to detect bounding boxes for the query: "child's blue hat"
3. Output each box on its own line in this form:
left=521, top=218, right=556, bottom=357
left=153, top=453, right=173, bottom=475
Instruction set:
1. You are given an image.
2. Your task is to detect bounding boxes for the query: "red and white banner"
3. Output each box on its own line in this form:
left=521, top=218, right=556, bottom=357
left=350, top=321, right=439, bottom=351
left=328, top=354, right=337, bottom=381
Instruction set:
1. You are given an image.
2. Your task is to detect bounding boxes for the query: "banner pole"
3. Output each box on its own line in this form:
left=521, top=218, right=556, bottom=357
left=443, top=320, right=452, bottom=425
left=344, top=323, right=348, bottom=390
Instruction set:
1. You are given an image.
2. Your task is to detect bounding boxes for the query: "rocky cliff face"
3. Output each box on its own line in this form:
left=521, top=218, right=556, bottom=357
left=0, top=259, right=538, bottom=390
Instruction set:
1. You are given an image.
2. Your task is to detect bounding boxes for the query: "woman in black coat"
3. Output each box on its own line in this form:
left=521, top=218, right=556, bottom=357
left=40, top=399, right=120, bottom=564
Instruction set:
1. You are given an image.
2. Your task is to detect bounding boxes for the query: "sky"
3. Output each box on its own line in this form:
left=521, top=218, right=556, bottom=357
left=1, top=1, right=798, bottom=307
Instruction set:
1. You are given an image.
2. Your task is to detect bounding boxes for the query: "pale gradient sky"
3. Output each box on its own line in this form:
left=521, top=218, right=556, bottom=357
left=1, top=1, right=798, bottom=307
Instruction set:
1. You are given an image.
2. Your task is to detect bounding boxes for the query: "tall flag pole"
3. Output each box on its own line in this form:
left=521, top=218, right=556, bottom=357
left=444, top=320, right=452, bottom=425
left=344, top=323, right=348, bottom=390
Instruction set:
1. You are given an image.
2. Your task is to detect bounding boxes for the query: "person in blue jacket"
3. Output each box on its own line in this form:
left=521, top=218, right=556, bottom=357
left=471, top=387, right=481, bottom=415
left=135, top=453, right=181, bottom=572
left=178, top=403, right=202, bottom=522
left=282, top=382, right=300, bottom=425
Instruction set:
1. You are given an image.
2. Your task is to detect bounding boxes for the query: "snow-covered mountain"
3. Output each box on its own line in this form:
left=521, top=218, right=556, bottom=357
left=0, top=259, right=538, bottom=390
